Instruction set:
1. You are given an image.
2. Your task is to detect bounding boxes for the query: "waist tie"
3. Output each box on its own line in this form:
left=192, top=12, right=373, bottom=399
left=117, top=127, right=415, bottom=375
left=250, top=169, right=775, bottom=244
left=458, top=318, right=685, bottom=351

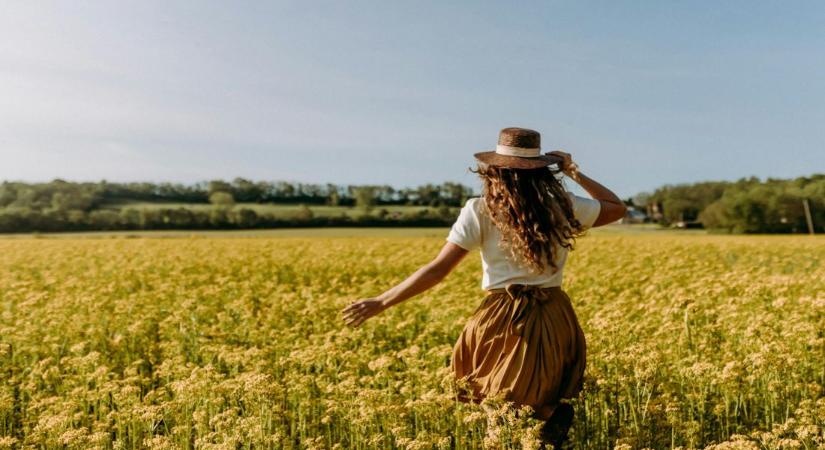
left=486, top=283, right=562, bottom=336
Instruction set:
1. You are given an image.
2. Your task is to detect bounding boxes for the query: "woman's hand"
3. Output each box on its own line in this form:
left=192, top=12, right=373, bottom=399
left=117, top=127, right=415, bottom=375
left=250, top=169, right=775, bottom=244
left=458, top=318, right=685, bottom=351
left=342, top=298, right=387, bottom=328
left=547, top=150, right=580, bottom=181
left=341, top=242, right=468, bottom=329
left=547, top=151, right=628, bottom=226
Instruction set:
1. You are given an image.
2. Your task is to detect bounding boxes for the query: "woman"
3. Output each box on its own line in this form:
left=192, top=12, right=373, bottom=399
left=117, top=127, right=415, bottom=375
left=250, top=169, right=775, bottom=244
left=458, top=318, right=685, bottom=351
left=342, top=127, right=626, bottom=448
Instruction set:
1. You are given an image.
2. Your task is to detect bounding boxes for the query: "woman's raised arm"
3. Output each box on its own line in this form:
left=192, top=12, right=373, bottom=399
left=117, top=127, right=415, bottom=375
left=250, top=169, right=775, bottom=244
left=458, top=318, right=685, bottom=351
left=548, top=151, right=627, bottom=227
left=342, top=242, right=469, bottom=328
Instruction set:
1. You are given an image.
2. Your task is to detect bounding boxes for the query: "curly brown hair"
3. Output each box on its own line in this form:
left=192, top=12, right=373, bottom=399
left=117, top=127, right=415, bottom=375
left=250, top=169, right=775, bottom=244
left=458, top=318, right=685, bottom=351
left=472, top=163, right=584, bottom=274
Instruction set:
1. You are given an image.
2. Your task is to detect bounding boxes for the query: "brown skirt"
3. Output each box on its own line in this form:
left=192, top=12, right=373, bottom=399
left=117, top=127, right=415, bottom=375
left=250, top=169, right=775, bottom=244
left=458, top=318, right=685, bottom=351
left=450, top=284, right=586, bottom=420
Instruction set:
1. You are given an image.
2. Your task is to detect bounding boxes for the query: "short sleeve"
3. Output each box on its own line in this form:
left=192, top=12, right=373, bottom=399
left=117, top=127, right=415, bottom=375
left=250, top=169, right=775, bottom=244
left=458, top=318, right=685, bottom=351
left=446, top=198, right=482, bottom=251
left=567, top=192, right=601, bottom=230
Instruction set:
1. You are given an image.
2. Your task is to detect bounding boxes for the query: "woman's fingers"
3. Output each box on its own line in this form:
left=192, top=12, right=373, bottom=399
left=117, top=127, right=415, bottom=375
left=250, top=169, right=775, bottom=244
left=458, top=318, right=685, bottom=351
left=548, top=151, right=571, bottom=166
left=352, top=316, right=365, bottom=327
left=342, top=307, right=363, bottom=321
left=343, top=310, right=361, bottom=326
left=342, top=305, right=360, bottom=324
left=342, top=300, right=366, bottom=313
left=345, top=310, right=368, bottom=327
left=547, top=150, right=577, bottom=174
left=342, top=299, right=382, bottom=327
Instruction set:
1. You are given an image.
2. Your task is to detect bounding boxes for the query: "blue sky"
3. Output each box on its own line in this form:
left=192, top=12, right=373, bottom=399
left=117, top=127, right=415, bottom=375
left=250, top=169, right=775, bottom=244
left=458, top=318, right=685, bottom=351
left=1, top=1, right=823, bottom=197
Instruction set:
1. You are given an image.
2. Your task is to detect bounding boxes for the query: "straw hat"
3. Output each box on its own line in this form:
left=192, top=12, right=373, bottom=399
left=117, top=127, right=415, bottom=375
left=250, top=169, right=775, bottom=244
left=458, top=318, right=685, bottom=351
left=474, top=127, right=563, bottom=169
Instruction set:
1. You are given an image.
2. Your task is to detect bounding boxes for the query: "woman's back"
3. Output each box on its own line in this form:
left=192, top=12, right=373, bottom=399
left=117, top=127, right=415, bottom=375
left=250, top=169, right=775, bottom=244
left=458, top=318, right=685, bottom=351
left=343, top=127, right=628, bottom=447
left=447, top=192, right=601, bottom=290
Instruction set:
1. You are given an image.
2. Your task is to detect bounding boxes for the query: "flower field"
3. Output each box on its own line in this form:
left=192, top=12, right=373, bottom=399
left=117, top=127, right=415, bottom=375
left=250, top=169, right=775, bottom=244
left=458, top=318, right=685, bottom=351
left=0, top=233, right=823, bottom=449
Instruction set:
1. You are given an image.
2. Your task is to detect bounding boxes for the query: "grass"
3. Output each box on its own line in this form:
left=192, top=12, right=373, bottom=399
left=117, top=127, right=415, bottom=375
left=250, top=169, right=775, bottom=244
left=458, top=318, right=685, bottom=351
left=100, top=200, right=433, bottom=219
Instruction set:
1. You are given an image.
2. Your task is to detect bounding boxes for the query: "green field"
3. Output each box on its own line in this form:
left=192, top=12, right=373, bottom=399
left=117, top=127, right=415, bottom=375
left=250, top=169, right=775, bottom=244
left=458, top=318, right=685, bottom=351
left=0, top=224, right=696, bottom=239
left=101, top=200, right=433, bottom=219
left=0, top=232, right=822, bottom=449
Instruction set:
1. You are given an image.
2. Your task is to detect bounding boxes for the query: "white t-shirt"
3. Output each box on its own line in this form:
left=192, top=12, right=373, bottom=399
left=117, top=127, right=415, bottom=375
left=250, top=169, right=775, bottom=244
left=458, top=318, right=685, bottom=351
left=446, top=192, right=601, bottom=290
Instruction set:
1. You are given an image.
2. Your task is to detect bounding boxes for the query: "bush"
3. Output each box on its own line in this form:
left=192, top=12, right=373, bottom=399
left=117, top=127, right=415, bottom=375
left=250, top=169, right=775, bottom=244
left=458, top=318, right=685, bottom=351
left=209, top=191, right=235, bottom=206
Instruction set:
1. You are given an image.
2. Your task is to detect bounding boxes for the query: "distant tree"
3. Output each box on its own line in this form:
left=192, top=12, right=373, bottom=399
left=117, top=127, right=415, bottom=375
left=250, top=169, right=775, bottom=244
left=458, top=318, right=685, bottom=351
left=0, top=183, right=16, bottom=207
left=374, top=185, right=396, bottom=204
left=700, top=174, right=825, bottom=233
left=353, top=187, right=376, bottom=211
left=328, top=191, right=340, bottom=206
left=209, top=207, right=230, bottom=227
left=208, top=180, right=233, bottom=197
left=88, top=210, right=119, bottom=230
left=209, top=191, right=235, bottom=207
left=256, top=181, right=275, bottom=202
left=274, top=181, right=296, bottom=200
left=436, top=204, right=455, bottom=220
left=416, top=184, right=441, bottom=206
left=649, top=181, right=729, bottom=224
left=51, top=191, right=96, bottom=212
left=632, top=192, right=651, bottom=209
left=232, top=178, right=264, bottom=202
left=119, top=208, right=142, bottom=229
left=234, top=208, right=259, bottom=227
left=442, top=182, right=472, bottom=206
left=296, top=204, right=314, bottom=220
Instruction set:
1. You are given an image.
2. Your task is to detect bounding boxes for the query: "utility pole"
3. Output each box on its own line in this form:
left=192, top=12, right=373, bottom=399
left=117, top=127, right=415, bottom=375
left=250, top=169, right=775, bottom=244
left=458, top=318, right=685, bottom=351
left=802, top=198, right=815, bottom=235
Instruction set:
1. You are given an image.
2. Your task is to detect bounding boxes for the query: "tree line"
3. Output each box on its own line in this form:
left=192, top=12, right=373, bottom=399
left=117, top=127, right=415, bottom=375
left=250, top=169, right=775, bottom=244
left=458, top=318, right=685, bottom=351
left=0, top=178, right=474, bottom=208
left=0, top=174, right=821, bottom=233
left=0, top=179, right=472, bottom=233
left=638, top=174, right=824, bottom=233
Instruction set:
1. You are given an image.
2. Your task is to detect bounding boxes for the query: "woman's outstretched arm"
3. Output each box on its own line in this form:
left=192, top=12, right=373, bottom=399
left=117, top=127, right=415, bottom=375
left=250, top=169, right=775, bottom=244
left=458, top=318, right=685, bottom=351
left=342, top=242, right=469, bottom=328
left=548, top=150, right=627, bottom=226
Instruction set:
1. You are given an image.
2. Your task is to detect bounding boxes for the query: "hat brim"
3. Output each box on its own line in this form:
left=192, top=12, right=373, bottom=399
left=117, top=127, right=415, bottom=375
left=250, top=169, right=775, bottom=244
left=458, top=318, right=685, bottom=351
left=473, top=151, right=563, bottom=169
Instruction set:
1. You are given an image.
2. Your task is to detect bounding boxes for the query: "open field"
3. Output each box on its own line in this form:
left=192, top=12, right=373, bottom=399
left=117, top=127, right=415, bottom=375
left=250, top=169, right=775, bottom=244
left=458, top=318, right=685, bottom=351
left=0, top=232, right=822, bottom=449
